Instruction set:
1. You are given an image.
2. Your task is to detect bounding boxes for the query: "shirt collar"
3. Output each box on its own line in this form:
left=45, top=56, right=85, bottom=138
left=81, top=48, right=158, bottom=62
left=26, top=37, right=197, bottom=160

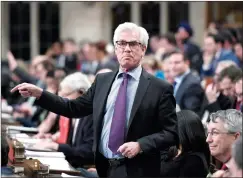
left=174, top=69, right=190, bottom=84
left=117, top=65, right=142, bottom=81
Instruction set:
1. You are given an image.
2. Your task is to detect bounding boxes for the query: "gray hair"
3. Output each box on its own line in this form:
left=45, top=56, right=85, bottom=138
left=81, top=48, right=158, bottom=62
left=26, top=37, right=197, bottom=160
left=232, top=136, right=243, bottom=169
left=113, top=22, right=149, bottom=48
left=60, top=72, right=91, bottom=93
left=209, top=109, right=242, bottom=134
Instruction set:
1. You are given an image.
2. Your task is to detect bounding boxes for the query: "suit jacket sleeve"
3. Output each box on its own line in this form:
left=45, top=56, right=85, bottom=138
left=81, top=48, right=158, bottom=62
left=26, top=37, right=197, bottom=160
left=36, top=76, right=97, bottom=118
left=137, top=85, right=178, bottom=153
left=57, top=115, right=94, bottom=166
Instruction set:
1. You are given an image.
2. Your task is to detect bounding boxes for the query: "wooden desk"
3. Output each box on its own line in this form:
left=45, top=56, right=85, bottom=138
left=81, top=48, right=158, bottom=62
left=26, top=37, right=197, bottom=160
left=6, top=135, right=82, bottom=177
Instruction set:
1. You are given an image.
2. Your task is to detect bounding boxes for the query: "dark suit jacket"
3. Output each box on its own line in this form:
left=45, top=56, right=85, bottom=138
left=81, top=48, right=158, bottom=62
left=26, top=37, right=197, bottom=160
left=199, top=93, right=233, bottom=120
left=95, top=57, right=118, bottom=73
left=58, top=115, right=94, bottom=168
left=36, top=69, right=178, bottom=177
left=175, top=72, right=204, bottom=114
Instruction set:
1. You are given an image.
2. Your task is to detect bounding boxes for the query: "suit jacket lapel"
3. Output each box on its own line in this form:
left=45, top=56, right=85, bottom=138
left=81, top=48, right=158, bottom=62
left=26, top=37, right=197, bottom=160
left=127, top=69, right=150, bottom=130
left=175, top=72, right=190, bottom=104
left=95, top=71, right=117, bottom=134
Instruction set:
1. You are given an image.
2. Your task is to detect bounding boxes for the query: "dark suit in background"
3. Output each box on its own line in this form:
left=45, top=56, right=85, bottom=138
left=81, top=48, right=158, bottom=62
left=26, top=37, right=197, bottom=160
left=58, top=115, right=94, bottom=168
left=175, top=72, right=204, bottom=115
left=95, top=57, right=118, bottom=73
left=199, top=93, right=233, bottom=121
left=36, top=69, right=178, bottom=177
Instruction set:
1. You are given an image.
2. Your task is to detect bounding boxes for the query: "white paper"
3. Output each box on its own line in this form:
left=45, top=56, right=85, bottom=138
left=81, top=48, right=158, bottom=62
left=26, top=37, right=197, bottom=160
left=12, top=133, right=30, bottom=138
left=25, top=150, right=65, bottom=158
left=61, top=173, right=83, bottom=177
left=7, top=126, right=38, bottom=132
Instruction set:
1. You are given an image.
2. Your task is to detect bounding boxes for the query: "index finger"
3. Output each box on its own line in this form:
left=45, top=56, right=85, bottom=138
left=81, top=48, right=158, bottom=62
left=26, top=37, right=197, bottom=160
left=10, top=83, right=25, bottom=93
left=117, top=143, right=128, bottom=153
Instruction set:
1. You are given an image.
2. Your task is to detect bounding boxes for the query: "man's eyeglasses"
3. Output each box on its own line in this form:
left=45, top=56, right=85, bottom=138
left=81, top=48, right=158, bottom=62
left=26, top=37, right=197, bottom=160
left=116, top=41, right=143, bottom=50
left=207, top=131, right=235, bottom=137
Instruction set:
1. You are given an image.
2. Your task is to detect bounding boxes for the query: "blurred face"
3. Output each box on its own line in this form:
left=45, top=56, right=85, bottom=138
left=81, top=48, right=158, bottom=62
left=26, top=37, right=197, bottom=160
left=96, top=49, right=105, bottom=61
left=82, top=44, right=97, bottom=61
left=169, top=53, right=188, bottom=77
left=206, top=118, right=237, bottom=162
left=52, top=42, right=62, bottom=56
left=115, top=30, right=146, bottom=71
left=45, top=77, right=58, bottom=93
left=219, top=77, right=235, bottom=97
left=177, top=27, right=189, bottom=40
left=35, top=64, right=47, bottom=81
left=235, top=79, right=243, bottom=103
left=149, top=36, right=159, bottom=53
left=163, top=59, right=174, bottom=84
left=228, top=157, right=242, bottom=177
left=204, top=36, right=217, bottom=54
left=63, top=42, right=77, bottom=55
left=159, top=38, right=174, bottom=52
left=234, top=44, right=242, bottom=60
left=142, top=64, right=154, bottom=74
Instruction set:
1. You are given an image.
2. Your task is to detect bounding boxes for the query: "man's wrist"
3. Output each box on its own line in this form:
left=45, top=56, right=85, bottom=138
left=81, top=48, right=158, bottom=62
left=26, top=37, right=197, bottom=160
left=36, top=89, right=44, bottom=99
left=51, top=142, right=59, bottom=150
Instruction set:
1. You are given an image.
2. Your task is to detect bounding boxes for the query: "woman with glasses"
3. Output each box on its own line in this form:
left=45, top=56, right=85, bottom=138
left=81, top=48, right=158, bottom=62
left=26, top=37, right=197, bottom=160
left=160, top=110, right=210, bottom=177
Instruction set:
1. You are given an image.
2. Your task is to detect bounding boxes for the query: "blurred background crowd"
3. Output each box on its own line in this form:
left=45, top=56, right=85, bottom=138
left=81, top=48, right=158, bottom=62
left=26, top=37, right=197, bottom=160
left=1, top=1, right=242, bottom=178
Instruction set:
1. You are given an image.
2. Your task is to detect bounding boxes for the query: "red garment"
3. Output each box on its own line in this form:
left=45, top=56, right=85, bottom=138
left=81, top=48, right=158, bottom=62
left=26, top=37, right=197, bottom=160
left=236, top=101, right=242, bottom=111
left=56, top=116, right=70, bottom=144
left=221, top=164, right=228, bottom=170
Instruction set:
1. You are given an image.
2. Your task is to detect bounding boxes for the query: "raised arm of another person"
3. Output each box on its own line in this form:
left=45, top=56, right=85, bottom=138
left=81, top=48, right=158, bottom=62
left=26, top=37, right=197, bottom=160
left=7, top=51, right=38, bottom=84
left=11, top=77, right=96, bottom=119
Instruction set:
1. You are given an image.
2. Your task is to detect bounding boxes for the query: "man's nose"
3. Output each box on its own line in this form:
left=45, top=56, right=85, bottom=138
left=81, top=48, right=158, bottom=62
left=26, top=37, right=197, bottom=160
left=206, top=134, right=212, bottom=143
left=124, top=44, right=132, bottom=52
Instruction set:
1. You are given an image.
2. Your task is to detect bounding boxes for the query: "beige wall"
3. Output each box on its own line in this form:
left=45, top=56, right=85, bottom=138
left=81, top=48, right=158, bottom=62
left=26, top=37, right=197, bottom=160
left=1, top=1, right=206, bottom=59
left=59, top=2, right=206, bottom=45
left=189, top=2, right=206, bottom=46
left=60, top=2, right=111, bottom=44
left=1, top=2, right=9, bottom=58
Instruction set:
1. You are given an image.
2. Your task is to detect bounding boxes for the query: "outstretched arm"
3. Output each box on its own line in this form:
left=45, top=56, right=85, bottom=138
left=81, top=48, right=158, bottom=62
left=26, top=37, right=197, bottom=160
left=11, top=78, right=96, bottom=118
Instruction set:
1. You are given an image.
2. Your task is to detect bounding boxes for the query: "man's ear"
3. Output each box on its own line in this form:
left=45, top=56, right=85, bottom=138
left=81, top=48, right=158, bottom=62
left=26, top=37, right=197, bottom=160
left=142, top=46, right=147, bottom=56
left=234, top=132, right=241, bottom=140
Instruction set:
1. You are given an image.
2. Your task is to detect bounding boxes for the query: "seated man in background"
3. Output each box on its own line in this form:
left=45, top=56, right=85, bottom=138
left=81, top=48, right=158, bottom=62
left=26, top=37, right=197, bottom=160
left=217, top=65, right=242, bottom=98
left=211, top=136, right=242, bottom=177
left=33, top=72, right=94, bottom=169
left=234, top=76, right=242, bottom=111
left=200, top=61, right=237, bottom=122
left=206, top=109, right=242, bottom=175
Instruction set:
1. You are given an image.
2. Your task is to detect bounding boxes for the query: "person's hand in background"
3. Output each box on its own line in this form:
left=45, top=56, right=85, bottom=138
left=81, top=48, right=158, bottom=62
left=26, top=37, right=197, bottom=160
left=7, top=51, right=18, bottom=71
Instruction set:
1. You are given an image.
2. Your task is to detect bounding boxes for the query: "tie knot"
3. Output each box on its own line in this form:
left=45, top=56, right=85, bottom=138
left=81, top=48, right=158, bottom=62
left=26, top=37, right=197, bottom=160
left=119, top=72, right=129, bottom=79
left=173, top=81, right=177, bottom=88
left=123, top=72, right=128, bottom=79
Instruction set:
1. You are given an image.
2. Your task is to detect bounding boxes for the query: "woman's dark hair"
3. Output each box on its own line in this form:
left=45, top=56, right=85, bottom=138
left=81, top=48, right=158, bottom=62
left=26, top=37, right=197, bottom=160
left=165, top=110, right=210, bottom=167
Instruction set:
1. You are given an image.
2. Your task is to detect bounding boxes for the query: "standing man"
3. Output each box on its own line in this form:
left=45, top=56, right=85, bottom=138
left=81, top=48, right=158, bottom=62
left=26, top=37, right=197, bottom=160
left=11, top=22, right=178, bottom=178
left=168, top=51, right=204, bottom=114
